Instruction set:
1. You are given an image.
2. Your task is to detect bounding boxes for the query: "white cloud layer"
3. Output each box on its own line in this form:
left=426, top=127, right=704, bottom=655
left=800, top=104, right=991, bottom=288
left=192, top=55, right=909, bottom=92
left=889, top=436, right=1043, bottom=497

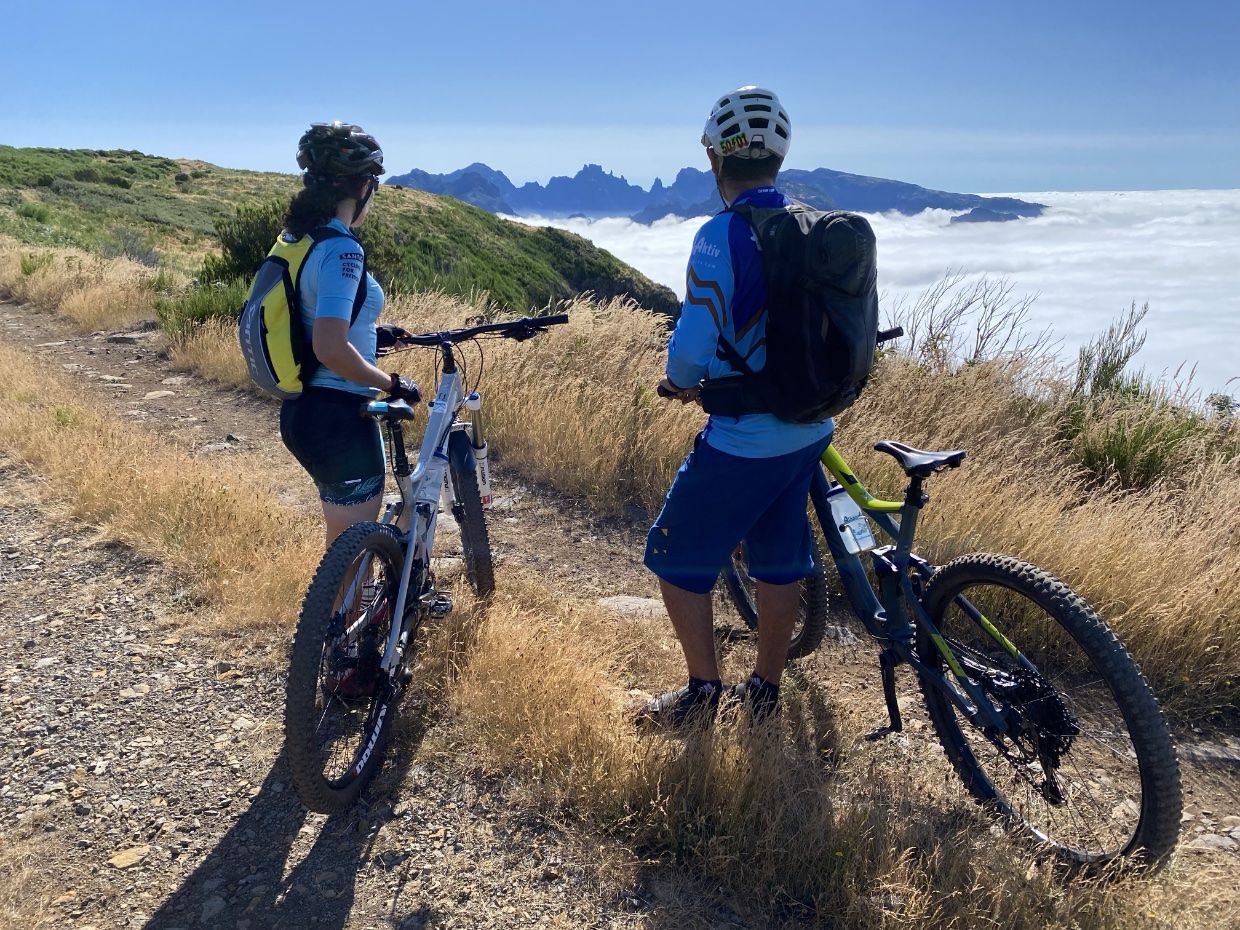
left=513, top=190, right=1240, bottom=395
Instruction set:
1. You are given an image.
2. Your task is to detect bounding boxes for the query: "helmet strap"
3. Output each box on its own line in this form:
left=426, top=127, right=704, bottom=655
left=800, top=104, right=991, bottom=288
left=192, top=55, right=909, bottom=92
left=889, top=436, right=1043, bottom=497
left=352, top=177, right=377, bottom=224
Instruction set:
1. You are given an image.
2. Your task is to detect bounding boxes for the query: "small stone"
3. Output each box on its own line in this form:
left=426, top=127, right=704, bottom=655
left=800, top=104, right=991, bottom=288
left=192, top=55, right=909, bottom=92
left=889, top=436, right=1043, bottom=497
left=1188, top=834, right=1237, bottom=852
left=200, top=895, right=227, bottom=921
left=107, top=845, right=150, bottom=869
left=35, top=657, right=57, bottom=669
left=232, top=717, right=256, bottom=732
left=106, top=333, right=139, bottom=344
left=597, top=595, right=667, bottom=619
left=143, top=390, right=175, bottom=400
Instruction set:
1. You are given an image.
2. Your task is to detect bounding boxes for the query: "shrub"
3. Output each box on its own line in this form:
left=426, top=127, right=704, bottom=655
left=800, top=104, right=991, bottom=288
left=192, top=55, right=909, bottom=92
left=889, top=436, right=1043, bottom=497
left=72, top=167, right=101, bottom=183
left=174, top=172, right=190, bottom=183
left=19, top=252, right=53, bottom=276
left=103, top=175, right=132, bottom=189
left=35, top=174, right=53, bottom=188
left=155, top=277, right=248, bottom=341
left=101, top=227, right=160, bottom=267
left=199, top=198, right=284, bottom=283
left=15, top=203, right=49, bottom=223
left=190, top=168, right=209, bottom=179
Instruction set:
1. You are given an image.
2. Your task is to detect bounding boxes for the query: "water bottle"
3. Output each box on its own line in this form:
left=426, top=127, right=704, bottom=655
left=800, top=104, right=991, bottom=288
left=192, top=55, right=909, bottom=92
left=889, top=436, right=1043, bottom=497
left=825, top=484, right=876, bottom=554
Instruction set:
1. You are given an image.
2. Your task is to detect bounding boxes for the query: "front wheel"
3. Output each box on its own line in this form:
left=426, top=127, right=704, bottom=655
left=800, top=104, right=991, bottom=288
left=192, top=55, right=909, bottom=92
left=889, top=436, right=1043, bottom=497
left=284, top=522, right=405, bottom=814
left=917, top=553, right=1182, bottom=870
left=447, top=430, right=495, bottom=597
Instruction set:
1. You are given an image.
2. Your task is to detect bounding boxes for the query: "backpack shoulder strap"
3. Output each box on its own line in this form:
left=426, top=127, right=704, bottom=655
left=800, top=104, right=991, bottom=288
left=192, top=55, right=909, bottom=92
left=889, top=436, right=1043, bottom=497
left=304, top=226, right=368, bottom=325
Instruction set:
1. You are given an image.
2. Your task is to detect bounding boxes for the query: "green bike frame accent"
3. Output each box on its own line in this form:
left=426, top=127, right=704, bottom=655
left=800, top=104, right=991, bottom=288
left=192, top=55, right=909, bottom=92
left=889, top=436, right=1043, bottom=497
left=821, top=444, right=903, bottom=513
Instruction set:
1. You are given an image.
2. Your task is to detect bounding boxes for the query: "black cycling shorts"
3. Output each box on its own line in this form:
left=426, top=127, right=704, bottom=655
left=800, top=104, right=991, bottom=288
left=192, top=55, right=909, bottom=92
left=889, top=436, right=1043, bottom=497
left=280, top=387, right=386, bottom=506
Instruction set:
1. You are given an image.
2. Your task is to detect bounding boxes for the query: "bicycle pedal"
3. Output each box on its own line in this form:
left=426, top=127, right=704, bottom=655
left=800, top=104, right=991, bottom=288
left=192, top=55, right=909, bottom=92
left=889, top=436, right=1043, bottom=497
left=429, top=592, right=454, bottom=618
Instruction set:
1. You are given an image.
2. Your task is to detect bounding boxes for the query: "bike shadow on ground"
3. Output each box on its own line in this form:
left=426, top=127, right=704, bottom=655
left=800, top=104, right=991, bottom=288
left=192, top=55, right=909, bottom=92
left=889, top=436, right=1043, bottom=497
left=143, top=705, right=439, bottom=930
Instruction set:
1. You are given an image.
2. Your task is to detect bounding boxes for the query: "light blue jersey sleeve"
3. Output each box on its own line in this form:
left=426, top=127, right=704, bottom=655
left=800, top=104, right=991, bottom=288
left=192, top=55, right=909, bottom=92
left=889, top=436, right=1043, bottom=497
left=666, top=215, right=735, bottom=390
left=299, top=220, right=385, bottom=396
left=308, top=235, right=366, bottom=321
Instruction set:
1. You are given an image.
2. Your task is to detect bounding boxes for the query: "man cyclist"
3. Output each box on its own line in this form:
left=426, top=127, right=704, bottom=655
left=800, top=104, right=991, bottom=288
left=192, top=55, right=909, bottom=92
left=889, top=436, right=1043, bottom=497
left=641, top=86, right=834, bottom=726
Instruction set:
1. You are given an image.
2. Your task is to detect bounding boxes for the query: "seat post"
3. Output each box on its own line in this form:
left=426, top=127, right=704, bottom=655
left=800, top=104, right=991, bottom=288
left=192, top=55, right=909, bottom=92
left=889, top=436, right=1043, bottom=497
left=894, top=475, right=928, bottom=560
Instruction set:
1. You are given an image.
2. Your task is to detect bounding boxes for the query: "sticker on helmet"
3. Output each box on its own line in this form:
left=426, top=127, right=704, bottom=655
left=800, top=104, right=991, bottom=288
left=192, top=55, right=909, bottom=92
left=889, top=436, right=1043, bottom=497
left=719, top=133, right=749, bottom=156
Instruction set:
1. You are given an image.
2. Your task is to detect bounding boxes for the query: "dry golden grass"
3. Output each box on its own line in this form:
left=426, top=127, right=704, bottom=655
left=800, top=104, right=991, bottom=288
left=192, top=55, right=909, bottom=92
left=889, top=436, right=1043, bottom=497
left=0, top=237, right=181, bottom=333
left=166, top=317, right=251, bottom=387
left=0, top=341, right=317, bottom=632
left=452, top=574, right=1231, bottom=929
left=385, top=293, right=1240, bottom=709
left=5, top=244, right=1236, bottom=706
left=0, top=821, right=58, bottom=930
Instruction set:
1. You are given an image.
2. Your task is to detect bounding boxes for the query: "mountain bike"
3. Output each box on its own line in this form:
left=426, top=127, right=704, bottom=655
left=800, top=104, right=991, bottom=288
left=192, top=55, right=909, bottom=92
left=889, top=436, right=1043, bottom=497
left=710, top=332, right=1183, bottom=871
left=284, top=314, right=568, bottom=814
left=719, top=444, right=1183, bottom=870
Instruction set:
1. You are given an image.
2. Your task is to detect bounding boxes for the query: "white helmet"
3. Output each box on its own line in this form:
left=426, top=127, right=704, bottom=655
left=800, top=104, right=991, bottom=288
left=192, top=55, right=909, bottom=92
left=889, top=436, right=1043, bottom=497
left=701, top=86, right=791, bottom=160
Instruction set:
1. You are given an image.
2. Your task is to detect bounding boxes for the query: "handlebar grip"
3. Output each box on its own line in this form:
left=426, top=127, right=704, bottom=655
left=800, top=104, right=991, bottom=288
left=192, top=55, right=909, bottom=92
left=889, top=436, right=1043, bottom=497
left=656, top=384, right=677, bottom=399
left=537, top=313, right=570, bottom=326
left=877, top=326, right=905, bottom=344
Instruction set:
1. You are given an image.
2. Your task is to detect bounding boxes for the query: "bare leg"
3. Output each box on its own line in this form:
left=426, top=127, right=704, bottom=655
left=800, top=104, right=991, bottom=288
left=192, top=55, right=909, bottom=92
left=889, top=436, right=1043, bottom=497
left=322, top=496, right=383, bottom=549
left=659, top=579, right=720, bottom=681
left=753, top=579, right=801, bottom=684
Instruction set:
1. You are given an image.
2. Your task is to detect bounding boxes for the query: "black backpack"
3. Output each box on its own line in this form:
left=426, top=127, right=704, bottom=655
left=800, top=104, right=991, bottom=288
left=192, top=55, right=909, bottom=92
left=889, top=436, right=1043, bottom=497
left=699, top=202, right=879, bottom=423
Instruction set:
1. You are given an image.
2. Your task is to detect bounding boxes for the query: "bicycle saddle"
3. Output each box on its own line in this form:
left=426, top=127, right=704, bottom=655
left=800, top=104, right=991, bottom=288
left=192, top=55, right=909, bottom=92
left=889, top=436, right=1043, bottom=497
left=360, top=399, right=416, bottom=421
left=874, top=440, right=966, bottom=478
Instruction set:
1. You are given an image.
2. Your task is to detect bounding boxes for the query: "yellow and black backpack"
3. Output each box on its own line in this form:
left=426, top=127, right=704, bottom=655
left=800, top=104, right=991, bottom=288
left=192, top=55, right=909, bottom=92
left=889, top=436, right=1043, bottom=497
left=237, top=226, right=367, bottom=399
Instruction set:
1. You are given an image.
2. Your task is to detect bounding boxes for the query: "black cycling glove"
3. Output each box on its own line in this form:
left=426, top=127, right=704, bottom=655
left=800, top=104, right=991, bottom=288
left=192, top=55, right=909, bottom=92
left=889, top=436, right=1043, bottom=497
left=387, top=373, right=422, bottom=404
left=375, top=324, right=412, bottom=356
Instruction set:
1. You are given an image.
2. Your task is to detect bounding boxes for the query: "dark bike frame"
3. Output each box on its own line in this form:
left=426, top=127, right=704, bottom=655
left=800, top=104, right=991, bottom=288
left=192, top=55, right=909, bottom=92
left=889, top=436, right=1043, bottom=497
left=730, top=441, right=1038, bottom=738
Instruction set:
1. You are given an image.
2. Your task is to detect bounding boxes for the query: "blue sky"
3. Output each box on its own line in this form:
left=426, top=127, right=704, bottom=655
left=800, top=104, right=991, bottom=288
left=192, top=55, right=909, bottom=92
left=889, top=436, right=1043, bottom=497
left=3, top=0, right=1237, bottom=192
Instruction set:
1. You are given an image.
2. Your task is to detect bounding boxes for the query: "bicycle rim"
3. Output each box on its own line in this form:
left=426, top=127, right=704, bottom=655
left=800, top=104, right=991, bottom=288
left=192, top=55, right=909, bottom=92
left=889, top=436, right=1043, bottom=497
left=921, top=562, right=1171, bottom=864
left=310, top=544, right=399, bottom=788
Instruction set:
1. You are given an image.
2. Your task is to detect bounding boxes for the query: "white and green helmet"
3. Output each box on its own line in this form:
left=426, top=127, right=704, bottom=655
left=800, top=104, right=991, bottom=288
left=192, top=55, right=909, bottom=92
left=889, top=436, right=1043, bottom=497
left=702, top=86, right=791, bottom=160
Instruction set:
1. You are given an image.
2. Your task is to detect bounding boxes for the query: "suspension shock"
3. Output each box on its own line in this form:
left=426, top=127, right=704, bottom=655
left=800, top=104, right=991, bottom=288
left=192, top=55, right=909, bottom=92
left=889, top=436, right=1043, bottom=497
left=463, top=392, right=493, bottom=506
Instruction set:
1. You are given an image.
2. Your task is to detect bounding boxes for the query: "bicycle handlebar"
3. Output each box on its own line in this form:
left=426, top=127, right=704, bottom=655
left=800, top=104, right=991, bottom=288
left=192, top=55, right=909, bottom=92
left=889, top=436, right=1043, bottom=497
left=396, top=314, right=569, bottom=348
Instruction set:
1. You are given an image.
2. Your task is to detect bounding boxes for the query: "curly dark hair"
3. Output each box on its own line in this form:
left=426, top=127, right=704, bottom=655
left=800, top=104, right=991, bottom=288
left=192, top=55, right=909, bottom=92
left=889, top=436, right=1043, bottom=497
left=282, top=175, right=364, bottom=239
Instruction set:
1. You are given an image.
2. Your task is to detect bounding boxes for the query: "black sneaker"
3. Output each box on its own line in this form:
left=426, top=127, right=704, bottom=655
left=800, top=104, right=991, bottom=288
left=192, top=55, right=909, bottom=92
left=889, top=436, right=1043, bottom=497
left=727, top=674, right=781, bottom=723
left=635, top=680, right=722, bottom=731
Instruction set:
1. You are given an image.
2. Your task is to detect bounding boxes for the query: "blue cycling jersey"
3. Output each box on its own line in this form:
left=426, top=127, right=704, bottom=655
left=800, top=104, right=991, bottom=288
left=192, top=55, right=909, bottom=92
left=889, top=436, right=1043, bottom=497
left=297, top=218, right=385, bottom=397
left=666, top=186, right=834, bottom=458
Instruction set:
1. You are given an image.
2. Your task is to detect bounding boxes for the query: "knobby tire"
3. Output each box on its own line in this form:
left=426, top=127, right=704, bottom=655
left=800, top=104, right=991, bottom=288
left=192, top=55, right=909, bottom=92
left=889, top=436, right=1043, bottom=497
left=447, top=430, right=495, bottom=597
left=285, top=522, right=405, bottom=814
left=917, top=553, right=1182, bottom=870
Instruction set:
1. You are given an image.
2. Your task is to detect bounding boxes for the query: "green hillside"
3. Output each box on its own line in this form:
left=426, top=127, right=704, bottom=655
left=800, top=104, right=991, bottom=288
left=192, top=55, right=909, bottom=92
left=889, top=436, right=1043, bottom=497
left=0, top=145, right=679, bottom=315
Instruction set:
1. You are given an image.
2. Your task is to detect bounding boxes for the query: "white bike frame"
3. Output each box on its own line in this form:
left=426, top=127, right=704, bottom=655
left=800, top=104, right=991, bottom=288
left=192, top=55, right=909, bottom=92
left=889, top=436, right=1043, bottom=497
left=350, top=364, right=474, bottom=676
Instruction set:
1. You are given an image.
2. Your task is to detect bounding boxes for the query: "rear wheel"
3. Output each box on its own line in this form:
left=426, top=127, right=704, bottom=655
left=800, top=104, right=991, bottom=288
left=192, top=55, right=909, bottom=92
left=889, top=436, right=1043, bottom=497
left=717, top=539, right=830, bottom=660
left=284, top=523, right=404, bottom=814
left=447, top=430, right=495, bottom=597
left=917, top=553, right=1181, bottom=870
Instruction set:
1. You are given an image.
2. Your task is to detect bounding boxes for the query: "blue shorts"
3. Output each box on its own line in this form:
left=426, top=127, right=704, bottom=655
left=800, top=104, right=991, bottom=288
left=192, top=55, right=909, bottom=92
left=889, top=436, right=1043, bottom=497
left=644, top=432, right=832, bottom=594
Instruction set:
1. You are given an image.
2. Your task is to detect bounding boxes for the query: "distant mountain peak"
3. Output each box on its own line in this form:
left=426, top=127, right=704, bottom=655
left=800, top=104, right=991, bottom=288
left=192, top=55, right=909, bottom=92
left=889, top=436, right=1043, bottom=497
left=387, top=162, right=1046, bottom=224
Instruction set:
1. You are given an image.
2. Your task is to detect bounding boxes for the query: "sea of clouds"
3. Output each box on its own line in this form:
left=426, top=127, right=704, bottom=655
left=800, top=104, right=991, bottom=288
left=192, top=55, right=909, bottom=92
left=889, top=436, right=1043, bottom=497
left=508, top=190, right=1240, bottom=396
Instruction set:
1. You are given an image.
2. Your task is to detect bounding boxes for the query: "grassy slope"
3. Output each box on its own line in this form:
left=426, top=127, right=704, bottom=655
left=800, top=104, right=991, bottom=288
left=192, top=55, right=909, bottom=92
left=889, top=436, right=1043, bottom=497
left=0, top=145, right=679, bottom=315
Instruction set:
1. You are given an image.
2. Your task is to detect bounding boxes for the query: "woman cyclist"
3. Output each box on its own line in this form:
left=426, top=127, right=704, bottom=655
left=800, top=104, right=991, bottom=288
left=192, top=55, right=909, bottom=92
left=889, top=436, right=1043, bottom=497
left=278, top=122, right=421, bottom=547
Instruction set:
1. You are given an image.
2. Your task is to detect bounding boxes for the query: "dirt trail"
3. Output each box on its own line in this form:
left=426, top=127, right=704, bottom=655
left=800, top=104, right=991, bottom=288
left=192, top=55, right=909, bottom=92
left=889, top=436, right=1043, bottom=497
left=1, top=301, right=1238, bottom=928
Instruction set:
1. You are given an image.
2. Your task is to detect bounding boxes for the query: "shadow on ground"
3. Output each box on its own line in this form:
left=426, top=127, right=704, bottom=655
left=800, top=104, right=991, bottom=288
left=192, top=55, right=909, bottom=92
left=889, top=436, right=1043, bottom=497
left=144, top=712, right=438, bottom=930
